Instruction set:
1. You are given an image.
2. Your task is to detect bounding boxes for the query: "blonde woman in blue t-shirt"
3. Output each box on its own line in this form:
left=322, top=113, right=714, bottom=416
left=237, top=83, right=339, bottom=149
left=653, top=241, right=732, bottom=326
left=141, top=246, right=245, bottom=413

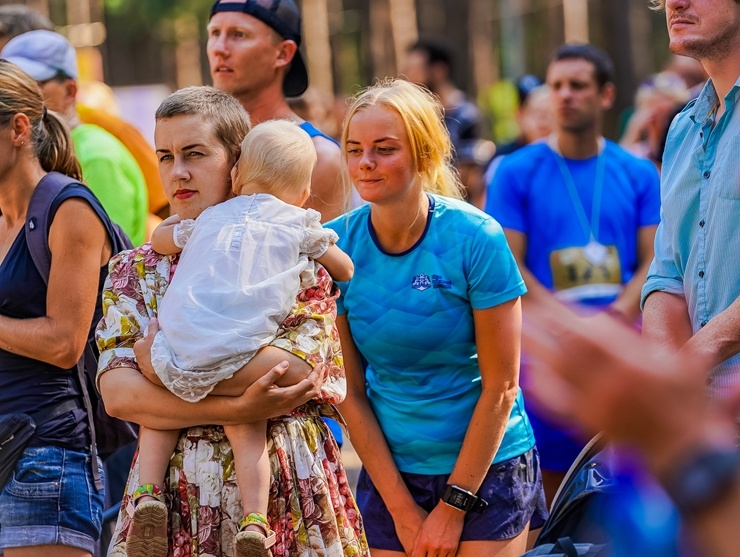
left=326, top=79, right=548, bottom=557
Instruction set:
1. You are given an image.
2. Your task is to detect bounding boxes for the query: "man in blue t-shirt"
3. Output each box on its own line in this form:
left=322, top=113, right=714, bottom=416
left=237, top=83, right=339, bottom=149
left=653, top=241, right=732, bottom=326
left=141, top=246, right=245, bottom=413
left=485, top=43, right=660, bottom=504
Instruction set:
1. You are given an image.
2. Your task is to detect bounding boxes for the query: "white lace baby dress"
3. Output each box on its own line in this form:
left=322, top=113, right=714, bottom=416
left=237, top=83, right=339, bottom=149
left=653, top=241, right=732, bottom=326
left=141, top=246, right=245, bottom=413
left=150, top=193, right=338, bottom=402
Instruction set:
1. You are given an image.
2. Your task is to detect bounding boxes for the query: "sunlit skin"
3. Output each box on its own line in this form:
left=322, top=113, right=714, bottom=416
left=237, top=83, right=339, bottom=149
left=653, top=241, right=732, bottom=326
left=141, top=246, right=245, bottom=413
left=665, top=0, right=740, bottom=61
left=345, top=105, right=421, bottom=208
left=154, top=114, right=233, bottom=220
left=206, top=11, right=288, bottom=104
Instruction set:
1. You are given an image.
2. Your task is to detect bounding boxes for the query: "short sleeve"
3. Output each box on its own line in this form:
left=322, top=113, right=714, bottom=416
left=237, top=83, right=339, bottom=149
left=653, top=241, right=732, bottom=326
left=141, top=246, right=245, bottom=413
left=467, top=217, right=527, bottom=310
left=95, top=251, right=146, bottom=388
left=301, top=208, right=339, bottom=258
left=640, top=209, right=684, bottom=309
left=95, top=245, right=173, bottom=389
left=173, top=218, right=197, bottom=249
left=484, top=156, right=528, bottom=233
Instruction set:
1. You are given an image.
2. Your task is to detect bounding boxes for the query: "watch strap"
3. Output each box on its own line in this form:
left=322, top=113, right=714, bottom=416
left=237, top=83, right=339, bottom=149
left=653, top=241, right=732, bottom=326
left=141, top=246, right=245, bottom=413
left=441, top=484, right=488, bottom=514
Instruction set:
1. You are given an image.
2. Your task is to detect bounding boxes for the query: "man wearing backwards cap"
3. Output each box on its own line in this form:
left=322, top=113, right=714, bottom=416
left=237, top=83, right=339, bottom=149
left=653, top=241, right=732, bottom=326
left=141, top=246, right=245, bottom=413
left=208, top=0, right=348, bottom=222
left=1, top=29, right=148, bottom=246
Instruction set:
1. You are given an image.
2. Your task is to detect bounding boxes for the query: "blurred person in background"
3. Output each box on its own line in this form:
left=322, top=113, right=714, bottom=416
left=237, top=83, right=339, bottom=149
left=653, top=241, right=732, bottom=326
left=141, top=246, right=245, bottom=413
left=619, top=71, right=690, bottom=168
left=401, top=38, right=492, bottom=208
left=665, top=53, right=709, bottom=97
left=485, top=43, right=661, bottom=505
left=483, top=78, right=553, bottom=198
left=642, top=0, right=740, bottom=403
left=287, top=86, right=341, bottom=139
left=0, top=3, right=53, bottom=49
left=496, top=75, right=553, bottom=157
left=2, top=30, right=148, bottom=246
left=207, top=0, right=348, bottom=222
left=0, top=5, right=168, bottom=233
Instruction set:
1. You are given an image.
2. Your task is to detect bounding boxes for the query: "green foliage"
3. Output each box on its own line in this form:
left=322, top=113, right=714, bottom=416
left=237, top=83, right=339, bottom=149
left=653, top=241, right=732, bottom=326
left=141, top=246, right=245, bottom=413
left=103, top=0, right=211, bottom=25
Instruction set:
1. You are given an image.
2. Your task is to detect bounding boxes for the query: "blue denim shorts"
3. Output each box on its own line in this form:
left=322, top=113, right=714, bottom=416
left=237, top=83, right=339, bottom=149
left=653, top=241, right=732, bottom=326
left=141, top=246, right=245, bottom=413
left=356, top=448, right=548, bottom=551
left=0, top=445, right=105, bottom=553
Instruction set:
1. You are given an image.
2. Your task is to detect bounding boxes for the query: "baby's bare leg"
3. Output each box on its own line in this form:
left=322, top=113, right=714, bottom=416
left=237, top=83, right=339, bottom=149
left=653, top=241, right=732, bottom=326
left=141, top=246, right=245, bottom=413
left=138, top=426, right=180, bottom=495
left=128, top=426, right=177, bottom=557
left=210, top=346, right=312, bottom=396
left=224, top=422, right=270, bottom=520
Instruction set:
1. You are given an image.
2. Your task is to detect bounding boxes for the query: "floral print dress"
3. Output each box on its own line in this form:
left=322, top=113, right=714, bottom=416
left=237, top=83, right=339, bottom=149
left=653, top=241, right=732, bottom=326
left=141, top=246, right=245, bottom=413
left=96, top=244, right=368, bottom=557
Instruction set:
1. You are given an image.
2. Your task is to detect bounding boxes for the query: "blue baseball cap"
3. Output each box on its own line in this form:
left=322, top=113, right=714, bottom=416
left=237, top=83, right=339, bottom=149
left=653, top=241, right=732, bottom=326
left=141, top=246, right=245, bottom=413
left=1, top=29, right=78, bottom=81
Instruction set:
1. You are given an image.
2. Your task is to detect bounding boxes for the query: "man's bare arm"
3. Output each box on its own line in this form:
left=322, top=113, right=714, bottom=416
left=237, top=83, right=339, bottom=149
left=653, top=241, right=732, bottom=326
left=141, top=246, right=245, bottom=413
left=505, top=229, right=569, bottom=314
left=304, top=135, right=348, bottom=222
left=642, top=290, right=693, bottom=351
left=609, top=225, right=657, bottom=322
left=679, top=296, right=740, bottom=370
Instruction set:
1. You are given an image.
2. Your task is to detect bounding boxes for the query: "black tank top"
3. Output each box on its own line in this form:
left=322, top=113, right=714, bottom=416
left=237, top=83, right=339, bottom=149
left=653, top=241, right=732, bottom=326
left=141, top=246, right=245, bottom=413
left=0, top=184, right=106, bottom=449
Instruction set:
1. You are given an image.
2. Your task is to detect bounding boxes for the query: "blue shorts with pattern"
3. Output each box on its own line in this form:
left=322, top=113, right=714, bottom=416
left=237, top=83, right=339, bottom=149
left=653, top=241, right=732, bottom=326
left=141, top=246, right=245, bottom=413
left=0, top=445, right=104, bottom=553
left=356, top=447, right=548, bottom=551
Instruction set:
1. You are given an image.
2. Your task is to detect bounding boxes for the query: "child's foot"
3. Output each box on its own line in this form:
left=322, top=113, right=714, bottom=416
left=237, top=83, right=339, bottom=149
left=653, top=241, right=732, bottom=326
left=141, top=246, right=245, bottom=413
left=126, top=484, right=168, bottom=557
left=235, top=513, right=276, bottom=557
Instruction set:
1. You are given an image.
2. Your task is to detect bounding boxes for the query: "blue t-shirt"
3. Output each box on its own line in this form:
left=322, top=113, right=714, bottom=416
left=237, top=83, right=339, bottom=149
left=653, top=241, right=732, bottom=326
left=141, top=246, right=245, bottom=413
left=485, top=140, right=660, bottom=308
left=326, top=195, right=535, bottom=474
left=485, top=140, right=660, bottom=471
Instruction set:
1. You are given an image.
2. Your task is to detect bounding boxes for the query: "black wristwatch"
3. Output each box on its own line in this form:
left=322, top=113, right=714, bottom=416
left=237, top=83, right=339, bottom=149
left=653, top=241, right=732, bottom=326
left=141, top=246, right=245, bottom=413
left=440, top=484, right=488, bottom=513
left=663, top=448, right=740, bottom=517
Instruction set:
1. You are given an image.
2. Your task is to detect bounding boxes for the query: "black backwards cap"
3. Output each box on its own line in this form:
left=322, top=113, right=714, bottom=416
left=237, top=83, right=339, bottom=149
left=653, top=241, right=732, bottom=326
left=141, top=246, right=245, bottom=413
left=210, top=0, right=308, bottom=97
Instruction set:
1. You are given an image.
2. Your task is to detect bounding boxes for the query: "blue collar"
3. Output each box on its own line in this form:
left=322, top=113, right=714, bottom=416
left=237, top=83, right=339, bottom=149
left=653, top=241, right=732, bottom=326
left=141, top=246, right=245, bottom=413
left=689, top=76, right=740, bottom=124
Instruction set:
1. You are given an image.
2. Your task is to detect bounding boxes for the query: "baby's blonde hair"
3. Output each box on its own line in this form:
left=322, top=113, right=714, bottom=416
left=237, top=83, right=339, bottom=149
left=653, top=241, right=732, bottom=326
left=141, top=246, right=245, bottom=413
left=233, top=119, right=317, bottom=204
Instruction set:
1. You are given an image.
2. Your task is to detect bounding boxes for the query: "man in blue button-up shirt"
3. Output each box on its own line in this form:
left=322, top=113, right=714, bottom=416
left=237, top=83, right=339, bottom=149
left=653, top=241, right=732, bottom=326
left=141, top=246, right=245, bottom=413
left=642, top=0, right=740, bottom=400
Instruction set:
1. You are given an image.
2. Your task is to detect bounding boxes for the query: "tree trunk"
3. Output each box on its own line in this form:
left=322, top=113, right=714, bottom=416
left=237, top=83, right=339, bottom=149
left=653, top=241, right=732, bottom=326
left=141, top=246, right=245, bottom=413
left=368, top=0, right=396, bottom=80
left=389, top=0, right=417, bottom=73
left=601, top=0, right=638, bottom=138
left=302, top=0, right=334, bottom=95
left=174, top=15, right=202, bottom=88
left=562, top=0, right=589, bottom=43
left=468, top=0, right=496, bottom=96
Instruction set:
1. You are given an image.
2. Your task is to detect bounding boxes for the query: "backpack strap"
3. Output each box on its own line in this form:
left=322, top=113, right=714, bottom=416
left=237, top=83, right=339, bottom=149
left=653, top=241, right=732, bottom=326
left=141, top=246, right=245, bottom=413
left=24, top=171, right=111, bottom=490
left=25, top=172, right=76, bottom=284
left=26, top=172, right=126, bottom=284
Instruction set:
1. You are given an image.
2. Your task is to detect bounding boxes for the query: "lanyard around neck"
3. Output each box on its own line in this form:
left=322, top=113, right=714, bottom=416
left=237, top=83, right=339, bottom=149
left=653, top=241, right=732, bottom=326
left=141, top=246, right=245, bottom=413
left=548, top=138, right=606, bottom=244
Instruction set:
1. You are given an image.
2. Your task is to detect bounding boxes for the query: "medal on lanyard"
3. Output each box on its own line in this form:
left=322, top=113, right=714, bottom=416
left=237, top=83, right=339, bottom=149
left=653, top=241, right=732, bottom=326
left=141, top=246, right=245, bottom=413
left=549, top=136, right=607, bottom=257
left=584, top=240, right=608, bottom=265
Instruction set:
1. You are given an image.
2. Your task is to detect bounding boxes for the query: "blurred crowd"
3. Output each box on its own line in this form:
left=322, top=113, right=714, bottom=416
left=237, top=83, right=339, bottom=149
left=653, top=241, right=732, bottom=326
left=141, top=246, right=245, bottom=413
left=0, top=2, right=738, bottom=557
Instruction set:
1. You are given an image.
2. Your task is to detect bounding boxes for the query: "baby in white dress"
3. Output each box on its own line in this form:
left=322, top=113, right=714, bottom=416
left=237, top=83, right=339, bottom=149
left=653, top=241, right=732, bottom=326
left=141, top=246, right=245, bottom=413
left=130, top=120, right=353, bottom=557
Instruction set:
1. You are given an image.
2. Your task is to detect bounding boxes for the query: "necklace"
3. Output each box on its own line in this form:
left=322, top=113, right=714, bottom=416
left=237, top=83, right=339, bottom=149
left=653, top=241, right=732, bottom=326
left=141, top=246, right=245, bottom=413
left=548, top=136, right=607, bottom=265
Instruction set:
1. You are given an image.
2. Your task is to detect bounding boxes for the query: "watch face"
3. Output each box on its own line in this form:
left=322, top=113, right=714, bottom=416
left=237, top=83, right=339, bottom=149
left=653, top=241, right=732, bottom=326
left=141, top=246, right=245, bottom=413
left=450, top=492, right=467, bottom=507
